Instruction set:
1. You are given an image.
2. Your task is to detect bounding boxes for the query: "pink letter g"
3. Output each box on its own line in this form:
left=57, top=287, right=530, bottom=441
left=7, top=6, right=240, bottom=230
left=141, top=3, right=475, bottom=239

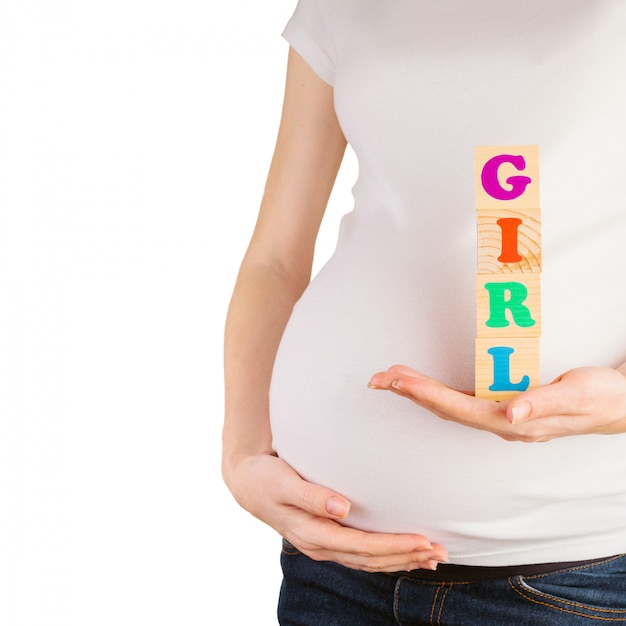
left=481, top=154, right=532, bottom=201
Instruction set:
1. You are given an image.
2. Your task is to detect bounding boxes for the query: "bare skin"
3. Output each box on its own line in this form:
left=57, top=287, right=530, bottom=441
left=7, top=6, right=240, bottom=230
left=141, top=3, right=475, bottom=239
left=222, top=47, right=447, bottom=573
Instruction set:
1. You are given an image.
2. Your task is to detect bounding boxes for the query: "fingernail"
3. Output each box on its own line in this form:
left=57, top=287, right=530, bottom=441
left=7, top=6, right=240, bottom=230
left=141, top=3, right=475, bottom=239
left=367, top=382, right=377, bottom=389
left=326, top=496, right=351, bottom=518
left=510, top=401, right=531, bottom=424
left=391, top=380, right=402, bottom=390
left=426, top=561, right=439, bottom=571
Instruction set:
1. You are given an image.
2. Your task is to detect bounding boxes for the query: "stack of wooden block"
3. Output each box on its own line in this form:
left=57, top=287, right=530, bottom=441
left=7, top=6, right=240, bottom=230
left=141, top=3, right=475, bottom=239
left=474, top=145, right=542, bottom=401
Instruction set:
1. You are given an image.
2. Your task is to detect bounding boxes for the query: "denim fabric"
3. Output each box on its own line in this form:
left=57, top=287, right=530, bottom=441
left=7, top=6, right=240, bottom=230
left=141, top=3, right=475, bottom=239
left=278, top=540, right=626, bottom=625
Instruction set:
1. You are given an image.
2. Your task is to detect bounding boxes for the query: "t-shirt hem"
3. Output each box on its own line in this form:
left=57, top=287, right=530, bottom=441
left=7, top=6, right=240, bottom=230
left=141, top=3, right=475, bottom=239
left=448, top=534, right=626, bottom=567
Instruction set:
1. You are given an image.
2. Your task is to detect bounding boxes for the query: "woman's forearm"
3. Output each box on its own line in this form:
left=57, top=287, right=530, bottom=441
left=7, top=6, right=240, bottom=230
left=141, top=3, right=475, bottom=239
left=222, top=46, right=346, bottom=498
left=222, top=258, right=308, bottom=485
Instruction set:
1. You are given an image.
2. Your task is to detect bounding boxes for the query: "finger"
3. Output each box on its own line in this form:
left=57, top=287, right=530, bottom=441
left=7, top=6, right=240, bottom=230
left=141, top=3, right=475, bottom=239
left=354, top=542, right=449, bottom=573
left=343, top=552, right=448, bottom=574
left=310, top=547, right=447, bottom=573
left=507, top=378, right=582, bottom=424
left=290, top=514, right=436, bottom=556
left=276, top=465, right=352, bottom=520
left=388, top=372, right=505, bottom=429
left=295, top=523, right=448, bottom=572
left=323, top=522, right=437, bottom=556
left=368, top=364, right=425, bottom=389
left=370, top=366, right=483, bottom=407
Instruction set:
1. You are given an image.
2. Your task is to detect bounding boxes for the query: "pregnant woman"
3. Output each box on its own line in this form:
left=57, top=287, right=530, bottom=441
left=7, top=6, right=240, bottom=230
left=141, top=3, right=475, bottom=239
left=222, top=1, right=626, bottom=623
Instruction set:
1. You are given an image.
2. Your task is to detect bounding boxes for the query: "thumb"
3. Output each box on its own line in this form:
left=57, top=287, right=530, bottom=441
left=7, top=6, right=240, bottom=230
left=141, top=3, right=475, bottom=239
left=324, top=494, right=352, bottom=518
left=285, top=472, right=351, bottom=519
left=507, top=379, right=575, bottom=424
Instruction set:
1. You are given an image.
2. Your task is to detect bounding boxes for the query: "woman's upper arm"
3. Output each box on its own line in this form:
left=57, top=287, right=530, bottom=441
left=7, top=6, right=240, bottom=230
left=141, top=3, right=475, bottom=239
left=244, top=47, right=347, bottom=287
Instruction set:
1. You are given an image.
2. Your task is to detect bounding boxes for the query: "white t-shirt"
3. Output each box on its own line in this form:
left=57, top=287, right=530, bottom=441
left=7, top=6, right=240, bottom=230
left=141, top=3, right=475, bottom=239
left=269, top=0, right=626, bottom=566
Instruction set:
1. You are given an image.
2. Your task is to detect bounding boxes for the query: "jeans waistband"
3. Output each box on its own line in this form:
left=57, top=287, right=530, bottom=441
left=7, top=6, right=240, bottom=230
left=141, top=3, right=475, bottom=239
left=389, top=555, right=616, bottom=583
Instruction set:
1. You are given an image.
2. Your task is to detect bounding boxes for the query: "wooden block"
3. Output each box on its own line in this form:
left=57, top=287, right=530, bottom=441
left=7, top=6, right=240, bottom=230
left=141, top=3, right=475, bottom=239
left=476, top=273, right=541, bottom=337
left=475, top=337, right=541, bottom=400
left=475, top=145, right=540, bottom=210
left=477, top=208, right=542, bottom=274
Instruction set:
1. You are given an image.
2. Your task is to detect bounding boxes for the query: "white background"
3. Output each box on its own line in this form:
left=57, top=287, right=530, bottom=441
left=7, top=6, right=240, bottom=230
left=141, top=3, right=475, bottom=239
left=1, top=1, right=356, bottom=624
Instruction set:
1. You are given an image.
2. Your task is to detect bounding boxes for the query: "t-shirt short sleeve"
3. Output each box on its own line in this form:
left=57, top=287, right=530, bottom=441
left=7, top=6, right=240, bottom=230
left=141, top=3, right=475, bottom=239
left=282, top=0, right=335, bottom=85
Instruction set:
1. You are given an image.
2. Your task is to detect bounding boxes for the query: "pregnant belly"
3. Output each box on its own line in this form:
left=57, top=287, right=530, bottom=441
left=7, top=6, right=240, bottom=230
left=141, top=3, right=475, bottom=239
left=271, top=351, right=625, bottom=565
left=268, top=272, right=524, bottom=557
left=269, top=246, right=626, bottom=564
left=268, top=250, right=490, bottom=534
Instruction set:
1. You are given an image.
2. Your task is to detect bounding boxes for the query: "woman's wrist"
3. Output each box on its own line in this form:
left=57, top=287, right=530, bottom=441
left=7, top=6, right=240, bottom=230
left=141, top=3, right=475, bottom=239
left=222, top=445, right=276, bottom=491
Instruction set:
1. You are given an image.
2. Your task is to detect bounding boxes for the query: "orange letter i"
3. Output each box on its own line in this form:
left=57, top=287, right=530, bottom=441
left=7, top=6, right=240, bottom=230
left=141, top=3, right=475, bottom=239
left=497, top=217, right=523, bottom=263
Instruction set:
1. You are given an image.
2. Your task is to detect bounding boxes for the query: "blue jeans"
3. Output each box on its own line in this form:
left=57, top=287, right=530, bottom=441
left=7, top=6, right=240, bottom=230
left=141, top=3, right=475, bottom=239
left=278, top=540, right=626, bottom=625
